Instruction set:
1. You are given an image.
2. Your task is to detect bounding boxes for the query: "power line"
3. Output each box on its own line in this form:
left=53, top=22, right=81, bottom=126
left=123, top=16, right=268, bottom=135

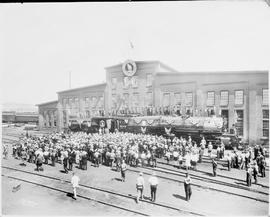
left=69, top=71, right=71, bottom=89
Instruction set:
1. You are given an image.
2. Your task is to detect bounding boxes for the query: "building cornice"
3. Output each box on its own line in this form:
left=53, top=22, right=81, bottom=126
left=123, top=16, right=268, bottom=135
left=105, top=60, right=162, bottom=70
left=36, top=100, right=58, bottom=106
left=156, top=70, right=268, bottom=76
left=57, top=83, right=106, bottom=94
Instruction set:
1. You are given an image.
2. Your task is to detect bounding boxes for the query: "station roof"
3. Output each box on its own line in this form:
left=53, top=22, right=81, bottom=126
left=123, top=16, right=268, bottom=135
left=16, top=113, right=38, bottom=117
left=36, top=100, right=58, bottom=106
left=57, top=83, right=106, bottom=94
left=156, top=70, right=268, bottom=76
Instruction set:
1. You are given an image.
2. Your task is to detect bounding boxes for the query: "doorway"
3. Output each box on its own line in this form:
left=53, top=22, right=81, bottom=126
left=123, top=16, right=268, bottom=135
left=221, top=110, right=229, bottom=132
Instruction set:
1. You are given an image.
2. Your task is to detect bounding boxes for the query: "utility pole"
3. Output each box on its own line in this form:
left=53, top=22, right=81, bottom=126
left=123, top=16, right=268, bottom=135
left=69, top=71, right=71, bottom=89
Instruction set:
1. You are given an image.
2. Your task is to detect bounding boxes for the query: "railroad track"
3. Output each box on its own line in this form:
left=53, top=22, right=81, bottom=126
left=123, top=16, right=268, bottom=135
left=155, top=162, right=269, bottom=189
left=2, top=143, right=268, bottom=202
left=2, top=166, right=204, bottom=216
left=3, top=130, right=268, bottom=205
left=157, top=159, right=269, bottom=178
left=198, top=157, right=269, bottom=170
left=145, top=163, right=270, bottom=193
left=2, top=173, right=149, bottom=216
left=126, top=167, right=268, bottom=204
left=2, top=138, right=19, bottom=144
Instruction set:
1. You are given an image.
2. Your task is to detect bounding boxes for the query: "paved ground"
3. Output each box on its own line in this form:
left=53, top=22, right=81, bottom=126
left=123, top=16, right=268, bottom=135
left=2, top=175, right=139, bottom=216
left=2, top=127, right=270, bottom=216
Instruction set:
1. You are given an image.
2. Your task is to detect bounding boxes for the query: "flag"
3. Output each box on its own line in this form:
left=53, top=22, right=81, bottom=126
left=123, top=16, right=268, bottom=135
left=129, top=40, right=134, bottom=49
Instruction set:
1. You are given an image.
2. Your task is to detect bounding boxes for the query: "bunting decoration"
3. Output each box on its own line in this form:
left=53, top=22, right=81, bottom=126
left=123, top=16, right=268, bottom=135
left=141, top=126, right=146, bottom=134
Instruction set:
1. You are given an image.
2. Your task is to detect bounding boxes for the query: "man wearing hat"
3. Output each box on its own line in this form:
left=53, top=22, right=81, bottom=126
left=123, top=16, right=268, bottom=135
left=246, top=163, right=253, bottom=186
left=71, top=172, right=80, bottom=200
left=51, top=148, right=56, bottom=167
left=136, top=172, right=145, bottom=203
left=63, top=149, right=69, bottom=173
left=212, top=158, right=218, bottom=177
left=148, top=171, right=159, bottom=202
left=120, top=159, right=127, bottom=182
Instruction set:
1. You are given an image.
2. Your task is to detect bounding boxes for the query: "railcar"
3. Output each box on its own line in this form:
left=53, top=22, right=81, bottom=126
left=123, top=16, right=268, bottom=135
left=124, top=115, right=239, bottom=149
left=68, top=120, right=81, bottom=132
left=82, top=116, right=129, bottom=133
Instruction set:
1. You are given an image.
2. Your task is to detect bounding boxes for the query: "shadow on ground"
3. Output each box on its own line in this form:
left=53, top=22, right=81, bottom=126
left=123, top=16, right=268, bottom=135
left=173, top=194, right=186, bottom=201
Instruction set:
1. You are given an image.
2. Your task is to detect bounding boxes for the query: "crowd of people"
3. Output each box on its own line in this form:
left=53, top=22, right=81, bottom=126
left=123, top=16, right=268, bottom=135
left=12, top=131, right=209, bottom=173
left=7, top=130, right=268, bottom=201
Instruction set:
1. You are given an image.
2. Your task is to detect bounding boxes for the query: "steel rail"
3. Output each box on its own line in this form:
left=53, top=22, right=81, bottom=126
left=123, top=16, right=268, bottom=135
left=2, top=166, right=204, bottom=216
left=126, top=167, right=268, bottom=204
left=2, top=173, right=149, bottom=216
left=156, top=161, right=269, bottom=188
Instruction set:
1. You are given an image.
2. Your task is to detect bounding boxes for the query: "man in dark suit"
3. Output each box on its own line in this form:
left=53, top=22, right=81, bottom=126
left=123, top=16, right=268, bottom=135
left=184, top=173, right=192, bottom=201
left=212, top=158, right=218, bottom=177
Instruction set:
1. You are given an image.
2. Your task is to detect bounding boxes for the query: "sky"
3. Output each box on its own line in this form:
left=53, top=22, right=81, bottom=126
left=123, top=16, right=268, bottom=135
left=1, top=1, right=270, bottom=106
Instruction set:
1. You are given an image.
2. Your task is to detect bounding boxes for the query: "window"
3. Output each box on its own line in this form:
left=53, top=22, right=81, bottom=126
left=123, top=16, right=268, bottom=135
left=220, top=91, right=229, bottom=106
left=123, top=93, right=129, bottom=108
left=91, top=97, right=97, bottom=108
left=85, top=97, right=90, bottom=107
left=63, top=111, right=67, bottom=126
left=131, top=76, right=138, bottom=88
left=133, top=93, right=140, bottom=107
left=145, top=92, right=153, bottom=106
left=146, top=74, right=152, bottom=87
left=112, top=77, right=117, bottom=89
left=112, top=94, right=117, bottom=109
left=174, top=93, right=181, bottom=105
left=234, top=110, right=244, bottom=136
left=221, top=110, right=229, bottom=132
left=262, top=89, right=269, bottom=105
left=123, top=77, right=131, bottom=89
left=185, top=92, right=193, bottom=106
left=207, top=91, right=215, bottom=106
left=235, top=90, right=244, bottom=105
left=207, top=108, right=215, bottom=116
left=74, top=97, right=79, bottom=108
left=69, top=98, right=73, bottom=107
left=98, top=96, right=104, bottom=108
left=53, top=111, right=57, bottom=127
left=62, top=98, right=67, bottom=107
left=163, top=93, right=170, bottom=107
left=263, top=109, right=269, bottom=137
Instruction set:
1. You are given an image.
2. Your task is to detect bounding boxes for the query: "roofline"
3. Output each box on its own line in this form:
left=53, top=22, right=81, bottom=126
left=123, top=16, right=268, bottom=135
left=36, top=100, right=58, bottom=106
left=105, top=60, right=161, bottom=70
left=159, top=62, right=180, bottom=73
left=57, top=83, right=107, bottom=94
left=15, top=113, right=39, bottom=116
left=2, top=111, right=16, bottom=114
left=156, top=70, right=269, bottom=76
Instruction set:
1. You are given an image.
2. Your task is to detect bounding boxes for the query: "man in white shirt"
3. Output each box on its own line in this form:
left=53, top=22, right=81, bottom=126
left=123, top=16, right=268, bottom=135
left=148, top=172, right=159, bottom=202
left=141, top=152, right=146, bottom=167
left=226, top=153, right=232, bottom=171
left=71, top=172, right=80, bottom=200
left=136, top=172, right=145, bottom=203
left=185, top=153, right=191, bottom=170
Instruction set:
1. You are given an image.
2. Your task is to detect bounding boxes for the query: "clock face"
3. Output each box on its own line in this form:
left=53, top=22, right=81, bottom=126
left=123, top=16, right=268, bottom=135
left=122, top=60, right=137, bottom=77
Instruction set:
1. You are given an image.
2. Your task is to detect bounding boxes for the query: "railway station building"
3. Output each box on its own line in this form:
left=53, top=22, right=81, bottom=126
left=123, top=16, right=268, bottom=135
left=37, top=60, right=269, bottom=145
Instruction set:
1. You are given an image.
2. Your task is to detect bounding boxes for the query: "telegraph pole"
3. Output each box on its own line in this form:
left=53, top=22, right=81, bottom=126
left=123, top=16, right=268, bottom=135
left=69, top=71, right=71, bottom=89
